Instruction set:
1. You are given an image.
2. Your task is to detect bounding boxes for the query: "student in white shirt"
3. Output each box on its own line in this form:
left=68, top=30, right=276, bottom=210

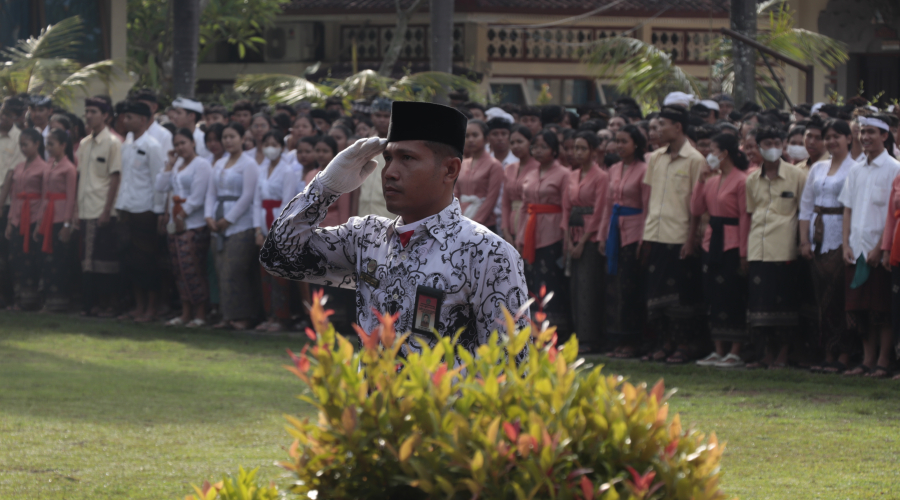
left=252, top=131, right=301, bottom=332
left=839, top=114, right=900, bottom=378
left=155, top=128, right=212, bottom=327
left=204, top=123, right=259, bottom=330
left=115, top=100, right=167, bottom=323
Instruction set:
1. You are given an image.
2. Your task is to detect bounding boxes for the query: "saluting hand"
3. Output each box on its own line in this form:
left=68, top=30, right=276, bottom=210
left=318, top=137, right=388, bottom=194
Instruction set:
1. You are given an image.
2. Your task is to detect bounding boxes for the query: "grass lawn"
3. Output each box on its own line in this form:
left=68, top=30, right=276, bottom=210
left=1, top=312, right=900, bottom=499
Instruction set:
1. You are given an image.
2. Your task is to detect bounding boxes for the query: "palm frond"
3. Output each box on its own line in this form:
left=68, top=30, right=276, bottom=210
left=328, top=70, right=395, bottom=99
left=1, top=16, right=84, bottom=63
left=51, top=60, right=124, bottom=108
left=583, top=36, right=700, bottom=106
left=757, top=0, right=785, bottom=14
left=389, top=71, right=482, bottom=103
left=25, top=58, right=82, bottom=94
left=761, top=28, right=848, bottom=70
left=233, top=73, right=331, bottom=105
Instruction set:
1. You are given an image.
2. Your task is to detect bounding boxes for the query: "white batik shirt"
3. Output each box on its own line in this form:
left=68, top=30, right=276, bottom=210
left=838, top=150, right=900, bottom=259
left=260, top=173, right=530, bottom=357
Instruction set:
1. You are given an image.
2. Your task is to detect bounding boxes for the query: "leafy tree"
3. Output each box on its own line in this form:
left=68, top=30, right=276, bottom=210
left=0, top=16, right=122, bottom=108
left=127, top=0, right=288, bottom=97
left=585, top=1, right=848, bottom=107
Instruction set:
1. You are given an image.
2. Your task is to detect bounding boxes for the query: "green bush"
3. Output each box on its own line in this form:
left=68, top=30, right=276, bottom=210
left=183, top=466, right=278, bottom=500
left=187, top=289, right=732, bottom=500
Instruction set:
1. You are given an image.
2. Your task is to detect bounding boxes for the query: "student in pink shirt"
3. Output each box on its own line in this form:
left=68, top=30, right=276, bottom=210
left=501, top=125, right=538, bottom=244
left=455, top=120, right=503, bottom=229
left=518, top=130, right=571, bottom=332
left=562, top=131, right=608, bottom=352
left=691, top=133, right=752, bottom=369
left=597, top=125, right=650, bottom=358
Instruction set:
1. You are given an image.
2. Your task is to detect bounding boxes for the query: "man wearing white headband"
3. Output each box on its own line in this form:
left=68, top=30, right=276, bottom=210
left=172, top=97, right=211, bottom=159
left=838, top=113, right=900, bottom=378
left=663, top=92, right=695, bottom=109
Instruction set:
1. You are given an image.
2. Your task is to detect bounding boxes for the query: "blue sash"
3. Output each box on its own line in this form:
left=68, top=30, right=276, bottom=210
left=605, top=204, right=642, bottom=275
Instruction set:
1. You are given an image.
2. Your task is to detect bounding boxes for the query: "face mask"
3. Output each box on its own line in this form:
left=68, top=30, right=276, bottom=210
left=761, top=147, right=783, bottom=163
left=263, top=146, right=282, bottom=161
left=786, top=144, right=809, bottom=161
left=706, top=152, right=721, bottom=170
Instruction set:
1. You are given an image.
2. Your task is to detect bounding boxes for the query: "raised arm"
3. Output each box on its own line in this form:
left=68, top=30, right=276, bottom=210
left=260, top=137, right=387, bottom=288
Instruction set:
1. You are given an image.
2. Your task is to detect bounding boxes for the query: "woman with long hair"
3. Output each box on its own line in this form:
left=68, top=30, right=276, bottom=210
left=36, top=128, right=77, bottom=312
left=501, top=125, right=537, bottom=244
left=0, top=128, right=49, bottom=309
left=517, top=130, right=571, bottom=332
left=692, top=133, right=752, bottom=368
left=799, top=119, right=854, bottom=373
left=562, top=130, right=608, bottom=352
left=158, top=128, right=213, bottom=327
left=286, top=114, right=318, bottom=151
left=253, top=130, right=299, bottom=332
left=204, top=123, right=259, bottom=330
left=598, top=125, right=650, bottom=358
left=328, top=124, right=353, bottom=152
left=455, top=119, right=504, bottom=229
left=246, top=113, right=273, bottom=165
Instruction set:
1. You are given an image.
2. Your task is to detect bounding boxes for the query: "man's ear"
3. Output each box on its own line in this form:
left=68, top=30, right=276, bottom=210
left=443, top=156, right=461, bottom=184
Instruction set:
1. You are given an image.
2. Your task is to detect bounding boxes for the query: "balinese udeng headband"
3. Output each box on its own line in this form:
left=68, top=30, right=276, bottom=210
left=659, top=106, right=689, bottom=127
left=858, top=116, right=890, bottom=131
left=84, top=97, right=111, bottom=114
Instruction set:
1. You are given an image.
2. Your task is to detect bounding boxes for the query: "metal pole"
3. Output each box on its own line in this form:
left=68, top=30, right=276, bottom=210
left=806, top=66, right=815, bottom=104
left=729, top=0, right=757, bottom=108
left=759, top=51, right=793, bottom=109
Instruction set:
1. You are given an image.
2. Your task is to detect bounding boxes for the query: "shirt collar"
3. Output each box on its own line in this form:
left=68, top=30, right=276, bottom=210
left=761, top=160, right=788, bottom=179
left=865, top=149, right=891, bottom=167
left=666, top=139, right=692, bottom=159
left=91, top=126, right=110, bottom=144
left=386, top=198, right=460, bottom=247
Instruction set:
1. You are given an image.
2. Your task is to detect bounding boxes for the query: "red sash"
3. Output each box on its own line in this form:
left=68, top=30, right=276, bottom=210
left=891, top=210, right=900, bottom=267
left=522, top=203, right=562, bottom=264
left=262, top=199, right=281, bottom=229
left=39, top=192, right=67, bottom=254
left=16, top=192, right=41, bottom=253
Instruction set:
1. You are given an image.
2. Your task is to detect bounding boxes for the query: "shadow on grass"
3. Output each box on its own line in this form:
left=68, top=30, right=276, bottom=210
left=0, top=342, right=313, bottom=425
left=0, top=310, right=316, bottom=357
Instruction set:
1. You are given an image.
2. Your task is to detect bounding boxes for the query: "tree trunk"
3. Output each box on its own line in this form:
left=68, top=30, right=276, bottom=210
left=731, top=0, right=757, bottom=108
left=172, top=0, right=200, bottom=97
left=429, top=0, right=454, bottom=104
left=378, top=0, right=426, bottom=77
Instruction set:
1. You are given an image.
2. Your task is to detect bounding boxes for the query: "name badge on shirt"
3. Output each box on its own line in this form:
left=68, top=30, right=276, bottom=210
left=96, top=157, right=106, bottom=163
left=360, top=258, right=380, bottom=288
left=137, top=149, right=146, bottom=156
left=781, top=191, right=795, bottom=198
left=412, top=285, right=444, bottom=336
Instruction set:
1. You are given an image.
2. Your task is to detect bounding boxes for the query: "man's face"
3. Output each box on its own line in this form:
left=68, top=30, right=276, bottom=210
left=382, top=140, right=451, bottom=216
left=719, top=101, right=734, bottom=118
left=469, top=108, right=485, bottom=121
left=487, top=128, right=510, bottom=153
left=804, top=128, right=824, bottom=159
left=656, top=117, right=680, bottom=143
left=608, top=117, right=626, bottom=133
left=313, top=118, right=331, bottom=133
left=372, top=111, right=391, bottom=137
left=759, top=137, right=783, bottom=153
left=860, top=125, right=887, bottom=155
left=171, top=108, right=191, bottom=129
left=232, top=110, right=252, bottom=129
left=29, top=105, right=51, bottom=126
left=205, top=112, right=227, bottom=126
left=0, top=110, right=13, bottom=131
left=84, top=106, right=105, bottom=130
left=696, top=138, right=712, bottom=158
left=120, top=112, right=146, bottom=134
left=519, top=115, right=541, bottom=136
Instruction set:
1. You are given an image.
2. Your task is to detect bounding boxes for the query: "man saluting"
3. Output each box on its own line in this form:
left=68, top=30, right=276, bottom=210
left=260, top=102, right=529, bottom=354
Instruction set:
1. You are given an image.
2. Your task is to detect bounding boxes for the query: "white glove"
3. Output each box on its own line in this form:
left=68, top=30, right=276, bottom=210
left=318, top=137, right=387, bottom=194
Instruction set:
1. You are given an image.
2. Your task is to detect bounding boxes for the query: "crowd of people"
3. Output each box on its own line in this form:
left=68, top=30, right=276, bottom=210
left=3, top=87, right=900, bottom=380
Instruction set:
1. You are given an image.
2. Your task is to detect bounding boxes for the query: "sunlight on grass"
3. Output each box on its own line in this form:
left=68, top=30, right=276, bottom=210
left=1, top=312, right=899, bottom=499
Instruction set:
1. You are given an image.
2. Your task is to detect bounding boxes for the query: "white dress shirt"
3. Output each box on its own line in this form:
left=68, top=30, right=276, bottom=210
left=194, top=128, right=211, bottom=159
left=147, top=121, right=173, bottom=154
left=260, top=173, right=529, bottom=359
left=155, top=156, right=212, bottom=230
left=253, top=157, right=301, bottom=236
left=798, top=155, right=853, bottom=253
left=204, top=152, right=258, bottom=237
left=115, top=132, right=166, bottom=214
left=838, top=150, right=900, bottom=259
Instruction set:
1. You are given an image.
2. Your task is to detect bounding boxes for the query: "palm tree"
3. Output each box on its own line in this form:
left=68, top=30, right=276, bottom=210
left=584, top=1, right=848, bottom=107
left=234, top=69, right=483, bottom=107
left=0, top=16, right=122, bottom=108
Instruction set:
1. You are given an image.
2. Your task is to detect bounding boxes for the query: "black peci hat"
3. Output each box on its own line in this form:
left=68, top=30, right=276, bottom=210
left=386, top=101, right=468, bottom=154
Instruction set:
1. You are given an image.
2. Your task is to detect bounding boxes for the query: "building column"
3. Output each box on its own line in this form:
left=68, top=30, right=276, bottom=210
left=109, top=0, right=127, bottom=62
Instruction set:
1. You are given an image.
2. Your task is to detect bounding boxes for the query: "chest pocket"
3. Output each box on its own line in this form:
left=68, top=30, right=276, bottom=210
left=669, top=169, right=692, bottom=197
left=92, top=145, right=111, bottom=177
left=774, top=189, right=798, bottom=215
left=871, top=182, right=890, bottom=207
